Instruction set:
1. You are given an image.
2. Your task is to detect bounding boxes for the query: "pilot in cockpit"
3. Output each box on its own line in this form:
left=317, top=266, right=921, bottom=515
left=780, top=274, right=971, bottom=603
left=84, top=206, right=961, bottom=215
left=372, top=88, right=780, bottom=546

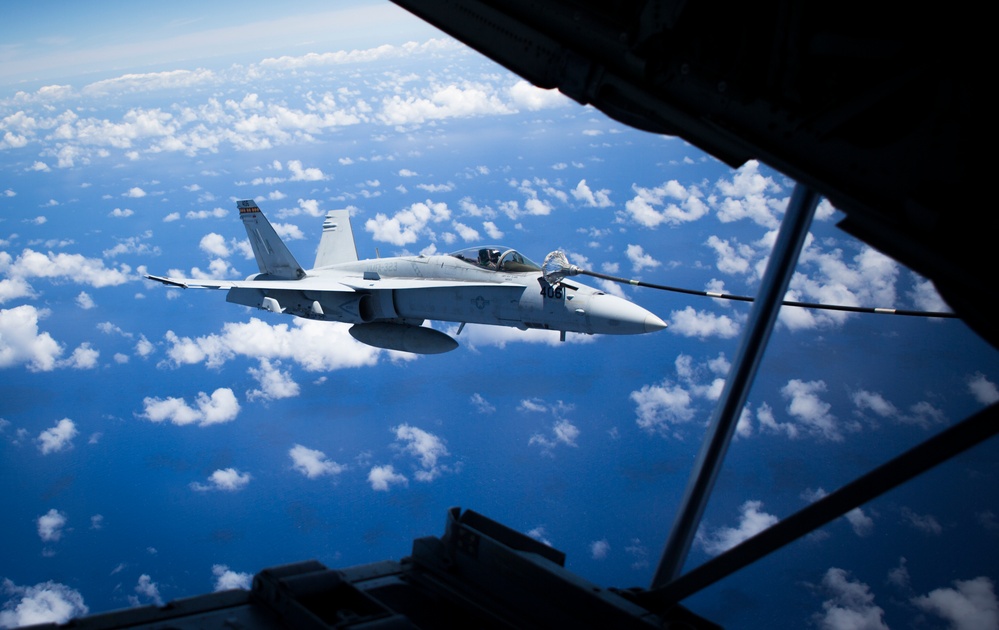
left=477, top=248, right=500, bottom=269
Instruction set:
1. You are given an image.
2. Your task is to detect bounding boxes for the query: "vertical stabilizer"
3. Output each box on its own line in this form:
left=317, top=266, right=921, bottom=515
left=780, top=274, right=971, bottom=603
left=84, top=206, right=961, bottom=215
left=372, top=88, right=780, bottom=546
left=237, top=200, right=306, bottom=279
left=314, top=209, right=359, bottom=268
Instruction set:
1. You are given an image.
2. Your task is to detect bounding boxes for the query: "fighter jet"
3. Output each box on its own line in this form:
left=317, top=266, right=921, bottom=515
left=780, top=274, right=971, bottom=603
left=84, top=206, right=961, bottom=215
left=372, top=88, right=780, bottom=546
left=147, top=200, right=667, bottom=354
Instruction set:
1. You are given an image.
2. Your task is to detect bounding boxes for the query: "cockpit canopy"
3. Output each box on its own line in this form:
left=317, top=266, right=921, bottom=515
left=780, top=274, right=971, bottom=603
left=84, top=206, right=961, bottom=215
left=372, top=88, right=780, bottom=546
left=450, top=247, right=542, bottom=273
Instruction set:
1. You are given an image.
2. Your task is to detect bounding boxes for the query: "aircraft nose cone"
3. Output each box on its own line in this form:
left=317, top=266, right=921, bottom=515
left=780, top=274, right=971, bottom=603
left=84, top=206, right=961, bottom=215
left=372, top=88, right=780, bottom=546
left=585, top=294, right=667, bottom=335
left=645, top=313, right=668, bottom=333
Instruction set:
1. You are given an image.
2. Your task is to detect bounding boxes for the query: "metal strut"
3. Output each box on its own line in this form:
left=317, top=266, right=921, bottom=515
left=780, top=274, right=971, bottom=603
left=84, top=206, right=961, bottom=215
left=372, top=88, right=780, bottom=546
left=638, top=400, right=999, bottom=609
left=650, top=183, right=821, bottom=587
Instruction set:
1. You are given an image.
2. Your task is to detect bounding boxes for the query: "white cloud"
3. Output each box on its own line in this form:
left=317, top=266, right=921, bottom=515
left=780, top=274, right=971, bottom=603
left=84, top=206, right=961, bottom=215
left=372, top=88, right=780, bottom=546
left=199, top=233, right=230, bottom=257
left=714, top=174, right=782, bottom=228
left=623, top=179, right=709, bottom=227
left=757, top=401, right=798, bottom=439
left=696, top=500, right=778, bottom=555
left=140, top=388, right=240, bottom=427
left=451, top=221, right=480, bottom=242
left=212, top=565, right=252, bottom=592
left=3, top=249, right=131, bottom=289
left=379, top=82, right=514, bottom=126
left=631, top=353, right=730, bottom=437
left=190, top=468, right=251, bottom=492
left=135, top=335, right=155, bottom=358
left=185, top=208, right=227, bottom=220
left=482, top=221, right=503, bottom=240
left=125, top=187, right=147, bottom=198
left=508, top=80, right=569, bottom=110
left=0, top=579, right=88, bottom=627
left=843, top=508, right=874, bottom=537
left=590, top=539, right=610, bottom=560
left=912, top=576, right=998, bottom=630
left=968, top=372, right=999, bottom=405
left=60, top=343, right=99, bottom=370
left=529, top=418, right=580, bottom=452
left=781, top=379, right=848, bottom=441
left=850, top=389, right=946, bottom=429
left=0, top=277, right=36, bottom=304
left=572, top=179, right=612, bottom=208
left=470, top=393, right=495, bottom=414
left=667, top=306, right=741, bottom=339
left=75, top=291, right=95, bottom=309
left=887, top=557, right=910, bottom=589
left=247, top=359, right=300, bottom=401
left=289, top=444, right=345, bottom=479
left=367, top=465, right=408, bottom=491
left=705, top=235, right=754, bottom=275
left=364, top=200, right=451, bottom=246
left=287, top=160, right=325, bottom=181
left=625, top=244, right=660, bottom=273
left=131, top=575, right=163, bottom=606
left=37, top=509, right=67, bottom=542
left=36, top=419, right=77, bottom=454
left=909, top=276, right=950, bottom=313
left=162, top=318, right=381, bottom=372
left=900, top=507, right=943, bottom=535
left=785, top=243, right=900, bottom=332
left=851, top=390, right=898, bottom=419
left=392, top=424, right=450, bottom=481
left=813, top=568, right=888, bottom=630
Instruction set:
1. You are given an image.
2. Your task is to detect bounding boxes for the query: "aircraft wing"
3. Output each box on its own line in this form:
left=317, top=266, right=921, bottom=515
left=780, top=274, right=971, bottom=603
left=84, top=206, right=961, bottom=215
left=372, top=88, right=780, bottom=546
left=147, top=274, right=524, bottom=292
left=338, top=278, right=526, bottom=291
left=145, top=275, right=358, bottom=292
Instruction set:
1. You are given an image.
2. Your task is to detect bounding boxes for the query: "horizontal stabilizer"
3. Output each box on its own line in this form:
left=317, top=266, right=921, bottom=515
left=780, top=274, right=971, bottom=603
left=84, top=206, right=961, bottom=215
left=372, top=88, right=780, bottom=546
left=238, top=200, right=305, bottom=280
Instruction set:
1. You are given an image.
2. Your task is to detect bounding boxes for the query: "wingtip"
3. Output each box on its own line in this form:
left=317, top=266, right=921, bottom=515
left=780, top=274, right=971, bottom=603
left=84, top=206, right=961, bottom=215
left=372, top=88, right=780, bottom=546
left=146, top=274, right=189, bottom=289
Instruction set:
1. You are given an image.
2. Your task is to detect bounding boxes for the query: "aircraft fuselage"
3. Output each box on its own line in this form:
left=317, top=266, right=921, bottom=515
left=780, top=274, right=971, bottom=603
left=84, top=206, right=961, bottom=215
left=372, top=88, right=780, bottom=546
left=227, top=254, right=665, bottom=337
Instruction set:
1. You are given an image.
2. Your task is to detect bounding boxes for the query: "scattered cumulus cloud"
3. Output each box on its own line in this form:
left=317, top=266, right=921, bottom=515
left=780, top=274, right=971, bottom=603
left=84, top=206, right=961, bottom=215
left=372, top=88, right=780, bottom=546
left=968, top=373, right=999, bottom=405
left=0, top=579, right=88, bottom=627
left=364, top=200, right=451, bottom=246
left=190, top=468, right=251, bottom=492
left=900, top=507, right=943, bottom=535
left=813, top=568, right=888, bottom=630
left=781, top=379, right=853, bottom=441
left=36, top=419, right=77, bottom=454
left=668, top=306, right=741, bottom=339
left=289, top=444, right=345, bottom=479
left=911, top=576, right=998, bottom=630
left=696, top=500, right=778, bottom=555
left=572, top=179, right=612, bottom=207
left=247, top=359, right=300, bottom=401
left=75, top=292, right=95, bottom=309
left=212, top=565, right=252, bottom=592
left=590, top=539, right=610, bottom=560
left=37, top=509, right=67, bottom=542
left=161, top=318, right=381, bottom=372
left=367, top=465, right=408, bottom=491
left=631, top=353, right=729, bottom=437
left=140, top=388, right=240, bottom=427
left=130, top=575, right=163, bottom=607
left=470, top=393, right=495, bottom=414
left=392, top=424, right=451, bottom=481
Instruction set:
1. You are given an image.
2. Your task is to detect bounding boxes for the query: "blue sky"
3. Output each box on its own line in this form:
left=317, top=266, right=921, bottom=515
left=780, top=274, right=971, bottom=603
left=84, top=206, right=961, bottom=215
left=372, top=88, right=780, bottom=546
left=2, top=3, right=998, bottom=628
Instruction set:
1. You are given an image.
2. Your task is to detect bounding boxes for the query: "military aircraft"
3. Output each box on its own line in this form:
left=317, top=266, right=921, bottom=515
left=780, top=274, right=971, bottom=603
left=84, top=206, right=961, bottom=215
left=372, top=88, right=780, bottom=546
left=147, top=200, right=666, bottom=354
